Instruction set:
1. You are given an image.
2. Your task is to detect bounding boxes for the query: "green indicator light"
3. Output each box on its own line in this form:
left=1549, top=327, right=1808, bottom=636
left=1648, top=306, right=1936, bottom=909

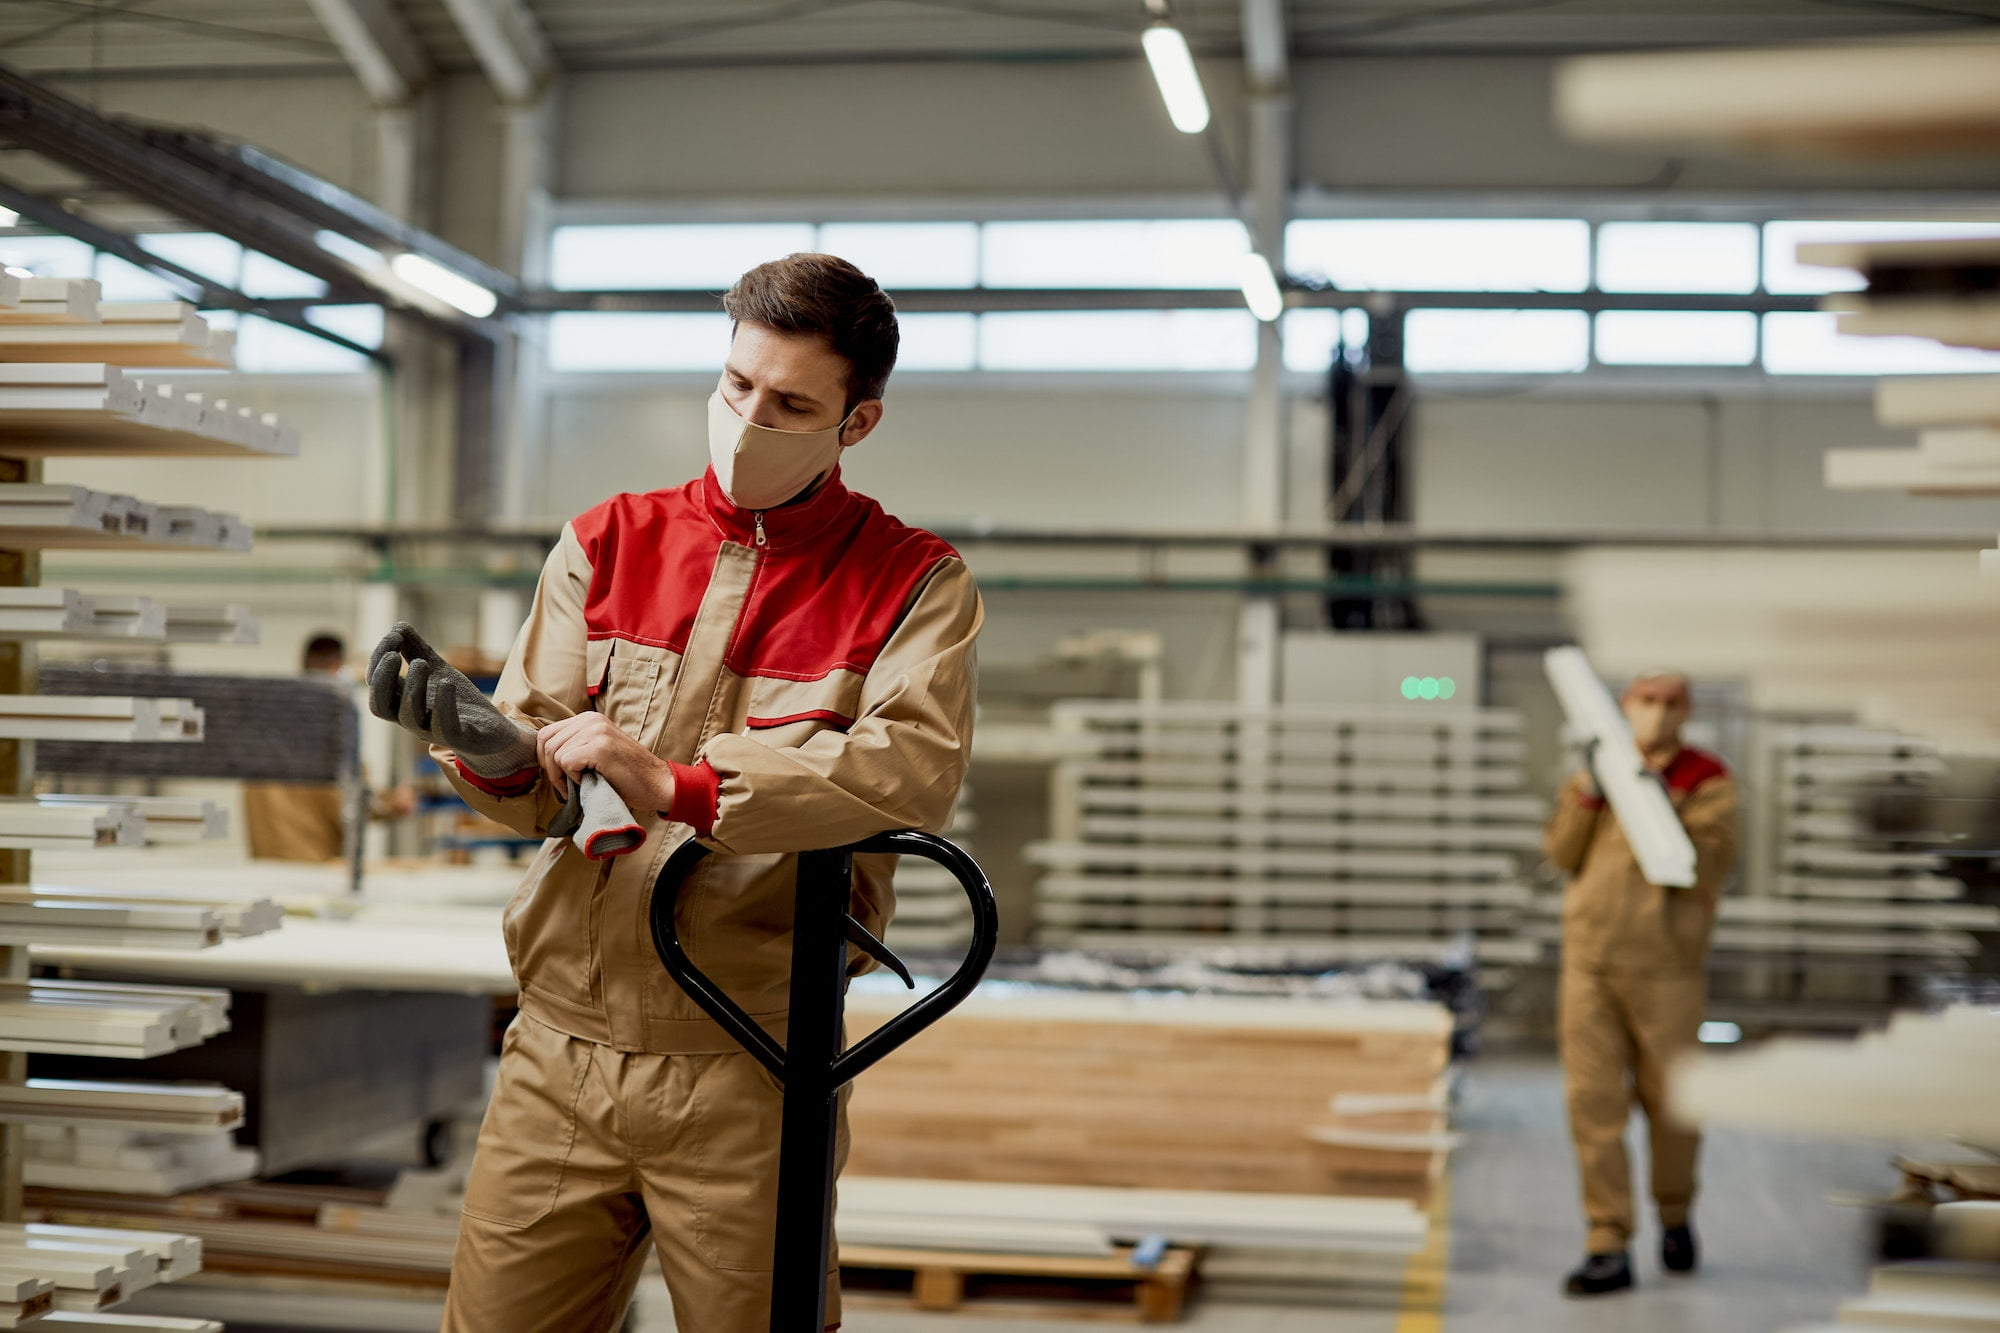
left=1400, top=676, right=1421, bottom=700
left=1439, top=677, right=1457, bottom=700
left=1419, top=677, right=1440, bottom=700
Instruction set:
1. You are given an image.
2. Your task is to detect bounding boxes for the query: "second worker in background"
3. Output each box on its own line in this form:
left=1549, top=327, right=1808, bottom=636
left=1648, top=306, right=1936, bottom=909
left=1544, top=670, right=1738, bottom=1299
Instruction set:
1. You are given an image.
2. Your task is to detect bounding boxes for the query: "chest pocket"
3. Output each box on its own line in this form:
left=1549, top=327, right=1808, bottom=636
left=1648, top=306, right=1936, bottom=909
left=742, top=673, right=866, bottom=749
left=586, top=639, right=664, bottom=752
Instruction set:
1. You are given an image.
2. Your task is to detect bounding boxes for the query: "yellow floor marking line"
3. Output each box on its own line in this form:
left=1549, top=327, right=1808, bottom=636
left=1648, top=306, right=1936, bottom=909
left=1393, top=1172, right=1453, bottom=1333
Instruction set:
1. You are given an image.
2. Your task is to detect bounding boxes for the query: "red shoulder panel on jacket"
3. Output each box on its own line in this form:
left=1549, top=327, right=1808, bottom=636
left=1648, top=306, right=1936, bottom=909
left=1664, top=746, right=1729, bottom=795
left=570, top=484, right=712, bottom=655
left=568, top=484, right=959, bottom=681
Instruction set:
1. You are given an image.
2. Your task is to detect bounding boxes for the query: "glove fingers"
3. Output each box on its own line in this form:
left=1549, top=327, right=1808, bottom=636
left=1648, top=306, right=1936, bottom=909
left=433, top=678, right=467, bottom=751
left=366, top=645, right=405, bottom=723
left=390, top=621, right=447, bottom=667
left=400, top=658, right=434, bottom=734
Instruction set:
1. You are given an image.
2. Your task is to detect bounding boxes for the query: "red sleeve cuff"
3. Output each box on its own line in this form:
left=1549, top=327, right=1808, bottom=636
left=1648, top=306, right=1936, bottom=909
left=454, top=758, right=539, bottom=799
left=1576, top=790, right=1606, bottom=810
left=666, top=760, right=721, bottom=837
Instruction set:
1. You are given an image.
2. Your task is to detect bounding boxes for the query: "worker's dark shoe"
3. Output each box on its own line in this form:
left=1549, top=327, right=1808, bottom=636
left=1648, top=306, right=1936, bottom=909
left=1662, top=1224, right=1698, bottom=1273
left=1563, top=1251, right=1634, bottom=1297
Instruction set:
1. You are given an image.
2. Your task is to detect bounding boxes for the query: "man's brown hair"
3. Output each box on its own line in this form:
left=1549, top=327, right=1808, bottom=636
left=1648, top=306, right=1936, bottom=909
left=722, top=253, right=899, bottom=411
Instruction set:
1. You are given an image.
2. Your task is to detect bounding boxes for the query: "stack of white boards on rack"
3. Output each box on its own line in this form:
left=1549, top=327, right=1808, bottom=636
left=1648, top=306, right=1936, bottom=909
left=883, top=797, right=979, bottom=950
left=0, top=799, right=233, bottom=854
left=0, top=698, right=202, bottom=744
left=0, top=874, right=280, bottom=950
left=0, top=486, right=250, bottom=553
left=24, top=1123, right=257, bottom=1196
left=1026, top=700, right=1541, bottom=966
left=0, top=980, right=228, bottom=1060
left=1781, top=1260, right=2000, bottom=1332
left=1732, top=723, right=1997, bottom=964
left=0, top=591, right=257, bottom=646
left=0, top=358, right=296, bottom=461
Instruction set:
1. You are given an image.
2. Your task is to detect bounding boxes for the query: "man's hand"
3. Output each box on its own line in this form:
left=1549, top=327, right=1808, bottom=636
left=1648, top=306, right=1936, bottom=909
left=536, top=713, right=676, bottom=813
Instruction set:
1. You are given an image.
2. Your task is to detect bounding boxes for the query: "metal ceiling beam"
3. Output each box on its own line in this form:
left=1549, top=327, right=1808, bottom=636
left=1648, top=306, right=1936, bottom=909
left=303, top=0, right=431, bottom=106
left=1241, top=0, right=1289, bottom=88
left=441, top=0, right=553, bottom=103
left=0, top=59, right=515, bottom=337
left=522, top=287, right=1823, bottom=315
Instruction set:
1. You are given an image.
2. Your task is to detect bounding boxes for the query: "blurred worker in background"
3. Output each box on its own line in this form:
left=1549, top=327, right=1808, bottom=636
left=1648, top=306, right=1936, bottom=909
left=1544, top=669, right=1738, bottom=1297
left=243, top=633, right=415, bottom=860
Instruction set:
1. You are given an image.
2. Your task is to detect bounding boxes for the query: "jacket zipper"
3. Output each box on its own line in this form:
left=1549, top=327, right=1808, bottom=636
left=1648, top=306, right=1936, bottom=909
left=753, top=512, right=767, bottom=547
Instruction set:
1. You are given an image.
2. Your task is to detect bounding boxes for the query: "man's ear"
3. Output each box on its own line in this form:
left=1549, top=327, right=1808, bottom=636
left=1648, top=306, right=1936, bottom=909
left=839, top=399, right=885, bottom=448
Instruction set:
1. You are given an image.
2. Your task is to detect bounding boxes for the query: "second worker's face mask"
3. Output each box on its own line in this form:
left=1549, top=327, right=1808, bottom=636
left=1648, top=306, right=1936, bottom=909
left=707, top=383, right=852, bottom=511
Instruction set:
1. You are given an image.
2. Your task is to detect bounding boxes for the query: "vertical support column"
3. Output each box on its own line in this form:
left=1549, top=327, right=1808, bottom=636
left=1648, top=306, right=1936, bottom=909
left=0, top=457, right=38, bottom=1221
left=1238, top=0, right=1291, bottom=713
left=497, top=94, right=557, bottom=528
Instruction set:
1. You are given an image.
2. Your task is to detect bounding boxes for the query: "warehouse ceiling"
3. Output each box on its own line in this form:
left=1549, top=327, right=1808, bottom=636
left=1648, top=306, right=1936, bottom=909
left=0, top=0, right=1996, bottom=79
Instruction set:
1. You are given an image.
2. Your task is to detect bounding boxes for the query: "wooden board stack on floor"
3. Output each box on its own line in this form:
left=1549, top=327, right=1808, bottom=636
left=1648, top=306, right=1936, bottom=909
left=844, top=988, right=1455, bottom=1204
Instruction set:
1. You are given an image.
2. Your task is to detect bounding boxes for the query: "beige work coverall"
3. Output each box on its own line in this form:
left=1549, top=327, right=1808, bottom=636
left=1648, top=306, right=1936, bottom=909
left=1543, top=748, right=1738, bottom=1255
left=433, top=475, right=982, bottom=1332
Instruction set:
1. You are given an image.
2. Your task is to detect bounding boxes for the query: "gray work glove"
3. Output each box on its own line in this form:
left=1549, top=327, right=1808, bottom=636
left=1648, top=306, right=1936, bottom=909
left=368, top=623, right=646, bottom=861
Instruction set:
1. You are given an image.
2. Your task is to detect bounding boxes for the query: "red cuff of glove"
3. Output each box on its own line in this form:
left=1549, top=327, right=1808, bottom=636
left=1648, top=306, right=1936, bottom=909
left=1576, top=789, right=1607, bottom=810
left=666, top=760, right=721, bottom=837
left=454, top=757, right=539, bottom=799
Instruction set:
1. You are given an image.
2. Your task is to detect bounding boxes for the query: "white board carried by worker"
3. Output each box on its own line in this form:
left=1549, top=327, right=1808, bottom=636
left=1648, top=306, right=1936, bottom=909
left=1543, top=646, right=1697, bottom=889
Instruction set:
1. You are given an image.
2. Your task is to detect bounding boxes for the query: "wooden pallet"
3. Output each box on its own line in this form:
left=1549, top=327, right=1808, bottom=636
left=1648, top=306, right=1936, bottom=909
left=840, top=1243, right=1195, bottom=1322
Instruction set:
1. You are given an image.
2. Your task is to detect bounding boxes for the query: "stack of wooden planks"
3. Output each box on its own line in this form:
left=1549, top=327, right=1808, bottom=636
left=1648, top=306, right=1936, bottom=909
left=0, top=1083, right=241, bottom=1136
left=1782, top=1261, right=2000, bottom=1332
left=843, top=989, right=1455, bottom=1204
left=0, top=800, right=233, bottom=855
left=25, top=1124, right=258, bottom=1196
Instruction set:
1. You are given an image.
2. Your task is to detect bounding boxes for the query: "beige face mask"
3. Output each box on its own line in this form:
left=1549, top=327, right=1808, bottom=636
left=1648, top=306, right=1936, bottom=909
left=706, top=385, right=850, bottom=511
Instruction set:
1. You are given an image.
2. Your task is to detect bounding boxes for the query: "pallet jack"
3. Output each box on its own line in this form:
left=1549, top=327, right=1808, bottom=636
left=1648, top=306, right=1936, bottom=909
left=651, top=831, right=999, bottom=1332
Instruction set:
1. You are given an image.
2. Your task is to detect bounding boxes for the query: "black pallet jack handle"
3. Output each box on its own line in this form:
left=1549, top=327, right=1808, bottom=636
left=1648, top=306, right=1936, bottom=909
left=650, top=831, right=999, bottom=1332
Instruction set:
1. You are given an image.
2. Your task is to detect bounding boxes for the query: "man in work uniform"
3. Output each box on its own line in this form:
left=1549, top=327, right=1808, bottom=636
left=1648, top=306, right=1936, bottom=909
left=369, top=254, right=981, bottom=1331
left=243, top=633, right=414, bottom=860
left=1544, top=669, right=1737, bottom=1298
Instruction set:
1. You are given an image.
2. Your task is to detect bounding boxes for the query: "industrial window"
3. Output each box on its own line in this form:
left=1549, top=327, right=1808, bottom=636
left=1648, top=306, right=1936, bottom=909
left=1595, top=223, right=1758, bottom=294
left=1403, top=309, right=1589, bottom=374
left=1761, top=311, right=2000, bottom=375
left=137, top=232, right=241, bottom=286
left=979, top=310, right=1257, bottom=371
left=1594, top=311, right=1758, bottom=366
left=546, top=312, right=732, bottom=372
left=1762, top=219, right=2000, bottom=294
left=0, top=234, right=94, bottom=278
left=980, top=220, right=1249, bottom=289
left=1281, top=308, right=1368, bottom=373
left=304, top=304, right=387, bottom=351
left=549, top=223, right=816, bottom=291
left=894, top=313, right=978, bottom=370
left=230, top=315, right=369, bottom=374
left=817, top=223, right=980, bottom=289
left=1285, top=220, right=1590, bottom=293
left=94, top=254, right=184, bottom=301
left=239, top=251, right=327, bottom=300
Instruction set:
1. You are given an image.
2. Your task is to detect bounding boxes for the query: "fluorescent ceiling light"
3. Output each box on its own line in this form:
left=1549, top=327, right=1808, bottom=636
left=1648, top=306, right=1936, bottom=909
left=390, top=251, right=497, bottom=319
left=1697, top=1021, right=1742, bottom=1045
left=2, top=266, right=30, bottom=280
left=1142, top=23, right=1209, bottom=135
left=1237, top=252, right=1283, bottom=322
